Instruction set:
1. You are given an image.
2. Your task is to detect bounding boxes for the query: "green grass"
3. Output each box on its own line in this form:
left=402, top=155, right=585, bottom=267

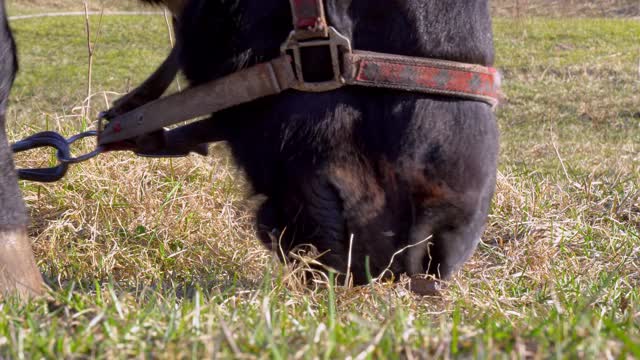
left=7, top=0, right=151, bottom=15
left=10, top=15, right=172, bottom=119
left=1, top=12, right=639, bottom=358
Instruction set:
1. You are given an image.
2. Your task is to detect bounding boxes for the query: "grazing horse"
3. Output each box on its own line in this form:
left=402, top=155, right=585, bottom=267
left=1, top=0, right=498, bottom=293
left=158, top=0, right=500, bottom=284
left=0, top=0, right=43, bottom=297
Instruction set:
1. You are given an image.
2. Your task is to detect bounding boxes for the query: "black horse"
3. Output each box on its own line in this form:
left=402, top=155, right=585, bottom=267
left=160, top=0, right=500, bottom=284
left=1, top=0, right=499, bottom=292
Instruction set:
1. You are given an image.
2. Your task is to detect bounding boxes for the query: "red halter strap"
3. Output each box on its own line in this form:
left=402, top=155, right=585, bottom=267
left=287, top=0, right=500, bottom=107
left=289, top=0, right=328, bottom=38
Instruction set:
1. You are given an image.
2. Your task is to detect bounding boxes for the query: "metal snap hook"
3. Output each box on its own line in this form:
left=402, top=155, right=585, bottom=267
left=58, top=131, right=103, bottom=165
left=11, top=131, right=71, bottom=183
left=11, top=130, right=103, bottom=182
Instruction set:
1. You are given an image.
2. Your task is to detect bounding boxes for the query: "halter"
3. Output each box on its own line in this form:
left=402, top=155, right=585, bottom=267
left=284, top=0, right=499, bottom=101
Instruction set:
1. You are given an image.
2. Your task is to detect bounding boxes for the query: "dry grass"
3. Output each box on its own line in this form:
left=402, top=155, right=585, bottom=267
left=0, top=4, right=638, bottom=359
left=491, top=0, right=640, bottom=18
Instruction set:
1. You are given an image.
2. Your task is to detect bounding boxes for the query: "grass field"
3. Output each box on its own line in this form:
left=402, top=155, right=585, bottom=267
left=491, top=0, right=639, bottom=18
left=1, top=2, right=639, bottom=358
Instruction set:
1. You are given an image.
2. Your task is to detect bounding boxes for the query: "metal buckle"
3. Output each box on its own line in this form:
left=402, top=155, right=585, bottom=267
left=281, top=26, right=352, bottom=92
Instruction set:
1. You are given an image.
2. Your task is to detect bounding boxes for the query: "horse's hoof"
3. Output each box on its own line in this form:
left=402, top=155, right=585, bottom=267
left=0, top=228, right=44, bottom=300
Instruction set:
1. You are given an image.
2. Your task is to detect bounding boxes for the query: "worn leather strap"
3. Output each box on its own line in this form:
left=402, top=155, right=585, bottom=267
left=99, top=50, right=499, bottom=147
left=345, top=51, right=500, bottom=108
left=99, top=56, right=296, bottom=146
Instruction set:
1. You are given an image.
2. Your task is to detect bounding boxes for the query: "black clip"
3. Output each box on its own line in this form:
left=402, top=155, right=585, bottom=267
left=11, top=131, right=101, bottom=183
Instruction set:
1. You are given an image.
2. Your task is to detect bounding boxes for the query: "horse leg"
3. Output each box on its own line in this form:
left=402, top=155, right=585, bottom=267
left=0, top=111, right=44, bottom=298
left=0, top=227, right=44, bottom=298
left=102, top=9, right=183, bottom=119
left=101, top=45, right=180, bottom=119
left=0, top=0, right=44, bottom=298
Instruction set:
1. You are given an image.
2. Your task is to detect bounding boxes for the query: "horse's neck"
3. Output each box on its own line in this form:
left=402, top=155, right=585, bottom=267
left=328, top=0, right=495, bottom=66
